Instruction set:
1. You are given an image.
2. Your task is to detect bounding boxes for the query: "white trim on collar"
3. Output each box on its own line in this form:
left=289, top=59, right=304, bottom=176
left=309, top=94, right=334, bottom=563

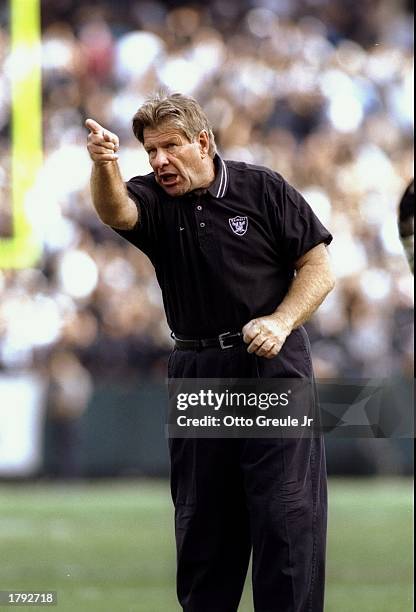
left=215, top=157, right=229, bottom=198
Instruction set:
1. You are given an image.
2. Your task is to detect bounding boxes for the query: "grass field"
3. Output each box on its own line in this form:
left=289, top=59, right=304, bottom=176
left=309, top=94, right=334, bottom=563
left=0, top=479, right=412, bottom=611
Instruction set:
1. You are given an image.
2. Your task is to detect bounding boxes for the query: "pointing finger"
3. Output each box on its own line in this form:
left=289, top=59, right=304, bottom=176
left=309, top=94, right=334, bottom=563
left=85, top=118, right=104, bottom=134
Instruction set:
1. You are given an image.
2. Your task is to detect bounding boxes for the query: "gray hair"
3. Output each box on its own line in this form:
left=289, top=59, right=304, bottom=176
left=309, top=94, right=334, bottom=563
left=132, top=92, right=217, bottom=158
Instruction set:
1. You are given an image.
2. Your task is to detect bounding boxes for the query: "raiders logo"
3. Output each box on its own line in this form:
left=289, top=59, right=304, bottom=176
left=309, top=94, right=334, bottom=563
left=229, top=216, right=248, bottom=236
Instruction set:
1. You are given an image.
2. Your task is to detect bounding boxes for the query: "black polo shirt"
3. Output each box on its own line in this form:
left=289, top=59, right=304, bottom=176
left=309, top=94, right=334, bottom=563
left=114, top=155, right=332, bottom=337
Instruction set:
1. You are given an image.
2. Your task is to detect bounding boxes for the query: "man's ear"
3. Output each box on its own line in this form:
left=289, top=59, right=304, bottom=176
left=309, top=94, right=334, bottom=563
left=198, top=130, right=210, bottom=157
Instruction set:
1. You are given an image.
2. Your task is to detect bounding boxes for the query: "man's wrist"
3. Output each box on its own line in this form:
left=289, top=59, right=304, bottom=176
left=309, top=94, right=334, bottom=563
left=93, top=159, right=118, bottom=168
left=269, top=311, right=294, bottom=335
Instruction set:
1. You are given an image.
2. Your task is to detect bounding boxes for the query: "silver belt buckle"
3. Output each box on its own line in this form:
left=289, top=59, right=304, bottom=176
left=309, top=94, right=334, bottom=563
left=219, top=331, right=233, bottom=349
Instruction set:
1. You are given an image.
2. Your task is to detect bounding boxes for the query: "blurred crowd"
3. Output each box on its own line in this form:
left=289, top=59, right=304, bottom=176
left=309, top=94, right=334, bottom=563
left=0, top=0, right=414, bottom=394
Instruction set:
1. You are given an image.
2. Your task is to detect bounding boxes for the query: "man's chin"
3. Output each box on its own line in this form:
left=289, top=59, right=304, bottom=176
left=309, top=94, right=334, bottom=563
left=160, top=182, right=188, bottom=197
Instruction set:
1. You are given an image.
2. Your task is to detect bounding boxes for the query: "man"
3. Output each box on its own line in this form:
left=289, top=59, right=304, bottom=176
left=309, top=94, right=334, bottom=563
left=397, top=179, right=414, bottom=274
left=86, top=92, right=335, bottom=612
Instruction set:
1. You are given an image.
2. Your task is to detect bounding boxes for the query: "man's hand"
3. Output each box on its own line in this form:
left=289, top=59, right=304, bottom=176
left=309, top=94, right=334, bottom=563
left=85, top=118, right=119, bottom=164
left=242, top=314, right=291, bottom=359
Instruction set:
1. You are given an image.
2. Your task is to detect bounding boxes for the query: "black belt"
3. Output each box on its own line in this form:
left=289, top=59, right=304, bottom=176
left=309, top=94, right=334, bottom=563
left=172, top=331, right=244, bottom=351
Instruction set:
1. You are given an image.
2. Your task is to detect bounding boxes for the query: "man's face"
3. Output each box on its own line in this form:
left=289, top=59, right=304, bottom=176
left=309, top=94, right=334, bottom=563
left=143, top=123, right=209, bottom=197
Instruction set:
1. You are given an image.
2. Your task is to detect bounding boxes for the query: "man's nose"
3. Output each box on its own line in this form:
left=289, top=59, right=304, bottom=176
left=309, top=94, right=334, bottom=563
left=154, top=149, right=169, bottom=168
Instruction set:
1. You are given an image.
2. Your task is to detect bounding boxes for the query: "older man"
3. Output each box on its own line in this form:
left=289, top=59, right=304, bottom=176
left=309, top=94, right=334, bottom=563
left=86, top=92, right=335, bottom=612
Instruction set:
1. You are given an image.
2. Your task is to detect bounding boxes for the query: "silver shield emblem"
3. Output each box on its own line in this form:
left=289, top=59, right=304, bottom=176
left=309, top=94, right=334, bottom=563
left=229, top=216, right=248, bottom=236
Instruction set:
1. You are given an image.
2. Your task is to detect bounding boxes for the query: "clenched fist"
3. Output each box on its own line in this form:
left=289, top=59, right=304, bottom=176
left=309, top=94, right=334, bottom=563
left=242, top=314, right=292, bottom=359
left=85, top=118, right=120, bottom=165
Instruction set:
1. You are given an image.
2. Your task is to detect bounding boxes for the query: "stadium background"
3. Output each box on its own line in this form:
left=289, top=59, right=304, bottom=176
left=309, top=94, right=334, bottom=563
left=0, top=0, right=413, bottom=610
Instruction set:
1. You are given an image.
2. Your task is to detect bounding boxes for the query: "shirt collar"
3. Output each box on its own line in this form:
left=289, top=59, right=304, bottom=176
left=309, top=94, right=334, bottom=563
left=207, top=154, right=229, bottom=199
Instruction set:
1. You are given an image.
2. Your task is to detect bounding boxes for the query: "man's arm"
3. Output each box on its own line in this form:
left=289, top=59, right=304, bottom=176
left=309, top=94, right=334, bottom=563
left=242, top=244, right=335, bottom=359
left=85, top=118, right=138, bottom=230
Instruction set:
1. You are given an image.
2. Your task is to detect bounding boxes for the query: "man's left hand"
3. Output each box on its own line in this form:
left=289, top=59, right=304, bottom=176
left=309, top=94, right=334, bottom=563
left=242, top=315, right=292, bottom=359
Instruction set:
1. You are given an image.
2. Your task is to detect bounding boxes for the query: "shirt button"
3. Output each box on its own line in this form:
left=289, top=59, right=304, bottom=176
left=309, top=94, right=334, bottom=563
left=196, top=205, right=202, bottom=211
left=200, top=222, right=205, bottom=228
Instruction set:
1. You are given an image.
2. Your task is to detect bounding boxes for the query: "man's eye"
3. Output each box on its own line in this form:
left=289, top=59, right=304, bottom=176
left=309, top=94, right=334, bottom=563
left=167, top=143, right=177, bottom=150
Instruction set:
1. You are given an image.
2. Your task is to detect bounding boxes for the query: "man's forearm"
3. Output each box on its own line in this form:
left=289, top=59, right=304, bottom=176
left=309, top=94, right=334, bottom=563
left=90, top=162, right=138, bottom=229
left=242, top=244, right=335, bottom=358
left=272, top=257, right=335, bottom=332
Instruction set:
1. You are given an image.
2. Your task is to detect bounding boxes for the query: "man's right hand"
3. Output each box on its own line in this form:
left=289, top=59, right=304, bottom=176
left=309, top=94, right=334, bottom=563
left=85, top=118, right=120, bottom=165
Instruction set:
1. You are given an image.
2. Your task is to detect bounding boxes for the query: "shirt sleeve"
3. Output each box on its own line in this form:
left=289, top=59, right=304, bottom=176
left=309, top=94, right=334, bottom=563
left=111, top=175, right=160, bottom=266
left=267, top=174, right=333, bottom=262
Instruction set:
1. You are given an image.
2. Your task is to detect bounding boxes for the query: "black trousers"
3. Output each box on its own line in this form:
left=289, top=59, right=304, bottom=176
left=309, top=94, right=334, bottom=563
left=168, top=328, right=327, bottom=612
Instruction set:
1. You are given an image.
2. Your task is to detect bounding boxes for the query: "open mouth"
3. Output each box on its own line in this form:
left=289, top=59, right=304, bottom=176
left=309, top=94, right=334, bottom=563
left=159, top=173, right=178, bottom=186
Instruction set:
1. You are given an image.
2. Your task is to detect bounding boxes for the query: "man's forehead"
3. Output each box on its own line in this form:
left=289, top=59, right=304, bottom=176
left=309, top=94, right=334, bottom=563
left=143, top=123, right=188, bottom=144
